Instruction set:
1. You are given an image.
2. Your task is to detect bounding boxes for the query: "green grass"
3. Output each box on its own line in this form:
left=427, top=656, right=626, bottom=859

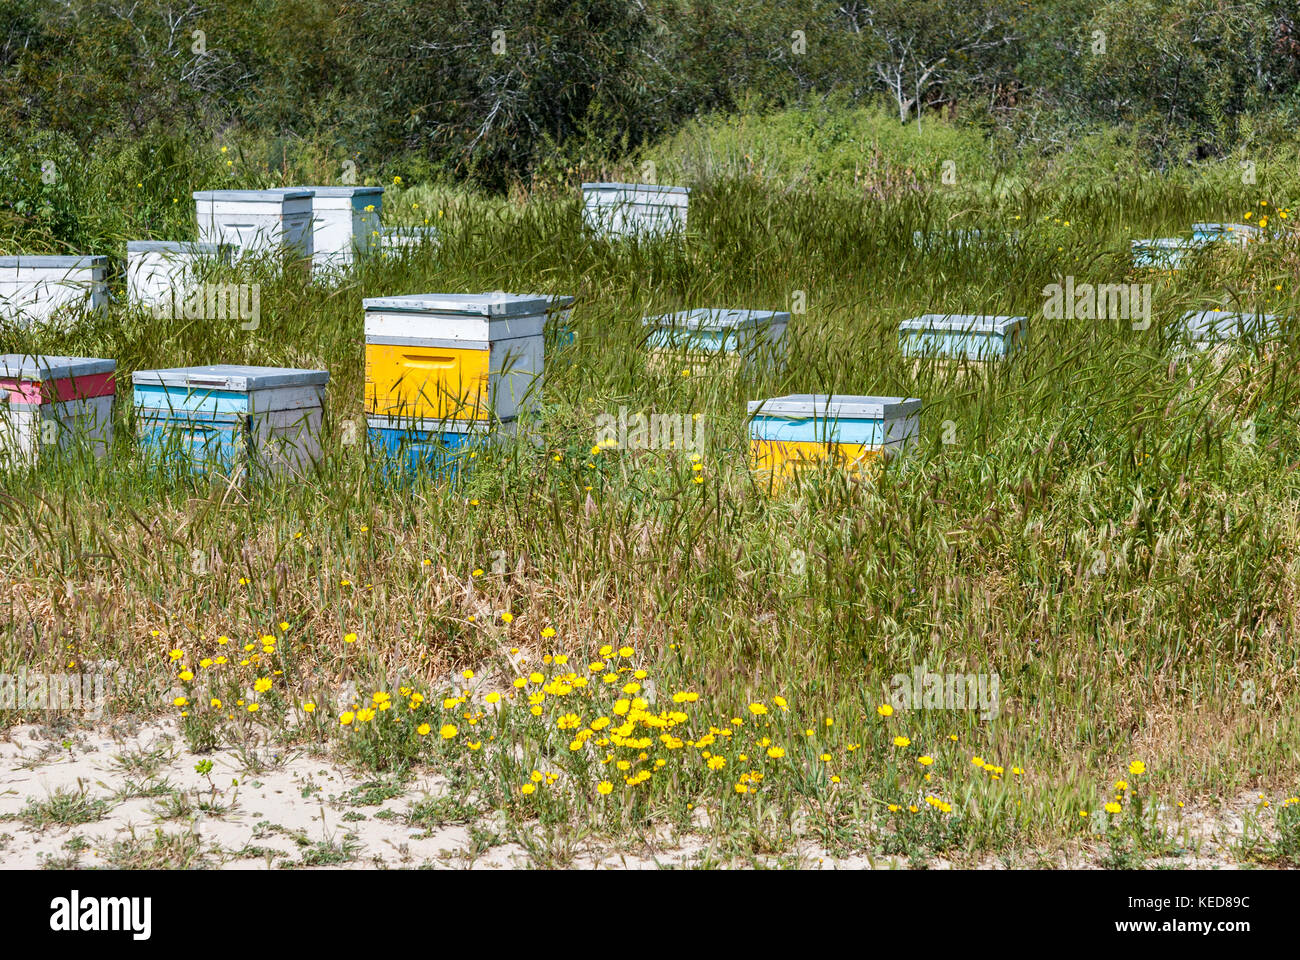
left=3, top=158, right=1300, bottom=865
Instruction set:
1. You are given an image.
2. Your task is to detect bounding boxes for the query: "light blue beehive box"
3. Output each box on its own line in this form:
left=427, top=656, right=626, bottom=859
left=642, top=308, right=790, bottom=365
left=1176, top=310, right=1280, bottom=350
left=1131, top=237, right=1191, bottom=270
left=1191, top=222, right=1263, bottom=246
left=898, top=314, right=1026, bottom=361
left=133, top=364, right=328, bottom=479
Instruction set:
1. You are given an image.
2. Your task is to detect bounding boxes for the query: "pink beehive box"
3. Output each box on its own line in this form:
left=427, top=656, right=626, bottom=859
left=0, top=354, right=116, bottom=462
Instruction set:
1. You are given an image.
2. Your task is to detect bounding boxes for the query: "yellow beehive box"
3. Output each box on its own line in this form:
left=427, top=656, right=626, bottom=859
left=363, top=293, right=547, bottom=421
left=747, top=394, right=921, bottom=492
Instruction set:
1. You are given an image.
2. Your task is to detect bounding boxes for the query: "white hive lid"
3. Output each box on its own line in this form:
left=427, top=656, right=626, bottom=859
left=0, top=255, right=108, bottom=268
left=192, top=189, right=312, bottom=201
left=747, top=394, right=922, bottom=420
left=0, top=354, right=116, bottom=381
left=899, top=314, right=1026, bottom=335
left=644, top=308, right=790, bottom=329
left=132, top=364, right=329, bottom=391
left=582, top=182, right=690, bottom=195
left=127, top=241, right=226, bottom=253
left=362, top=293, right=552, bottom=317
left=292, top=186, right=384, bottom=198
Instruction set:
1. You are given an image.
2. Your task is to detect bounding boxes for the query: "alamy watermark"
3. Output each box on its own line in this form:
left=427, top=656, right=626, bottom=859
left=1043, top=276, right=1151, bottom=330
left=151, top=282, right=260, bottom=330
left=594, top=407, right=705, bottom=453
left=889, top=663, right=1000, bottom=720
left=0, top=669, right=108, bottom=717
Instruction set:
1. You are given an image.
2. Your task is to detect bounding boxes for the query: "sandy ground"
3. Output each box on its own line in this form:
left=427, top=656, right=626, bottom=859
left=0, top=718, right=1286, bottom=869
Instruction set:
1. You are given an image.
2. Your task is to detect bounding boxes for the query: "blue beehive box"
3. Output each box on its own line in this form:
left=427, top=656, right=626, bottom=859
left=1177, top=310, right=1280, bottom=349
left=1132, top=238, right=1192, bottom=270
left=898, top=314, right=1026, bottom=361
left=1192, top=222, right=1263, bottom=247
left=366, top=414, right=513, bottom=484
left=133, top=365, right=328, bottom=479
left=536, top=294, right=576, bottom=351
left=642, top=308, right=790, bottom=364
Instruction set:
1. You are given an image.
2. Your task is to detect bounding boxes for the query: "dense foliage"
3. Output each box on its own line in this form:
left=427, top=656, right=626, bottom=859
left=5, top=0, right=1300, bottom=195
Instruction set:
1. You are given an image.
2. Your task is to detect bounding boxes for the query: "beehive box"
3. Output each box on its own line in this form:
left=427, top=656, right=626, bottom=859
left=363, top=293, right=547, bottom=422
left=379, top=226, right=440, bottom=252
left=126, top=241, right=231, bottom=308
left=0, top=354, right=115, bottom=463
left=0, top=256, right=109, bottom=327
left=642, top=308, right=790, bottom=366
left=537, top=294, right=576, bottom=350
left=133, top=365, right=328, bottom=479
left=582, top=182, right=689, bottom=239
left=1132, top=238, right=1191, bottom=270
left=1192, top=222, right=1264, bottom=247
left=367, top=414, right=516, bottom=483
left=747, top=394, right=921, bottom=491
left=193, top=189, right=313, bottom=258
left=898, top=314, right=1026, bottom=361
left=1177, top=310, right=1280, bottom=349
left=297, top=186, right=383, bottom=270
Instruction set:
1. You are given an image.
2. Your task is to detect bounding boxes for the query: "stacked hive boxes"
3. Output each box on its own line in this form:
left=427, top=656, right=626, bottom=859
left=582, top=182, right=689, bottom=239
left=0, top=256, right=109, bottom=326
left=0, top=354, right=116, bottom=463
left=126, top=241, right=231, bottom=309
left=898, top=314, right=1027, bottom=361
left=194, top=189, right=313, bottom=259
left=748, top=394, right=921, bottom=492
left=133, top=365, right=328, bottom=480
left=363, top=293, right=547, bottom=479
left=642, top=308, right=790, bottom=368
left=294, top=186, right=383, bottom=270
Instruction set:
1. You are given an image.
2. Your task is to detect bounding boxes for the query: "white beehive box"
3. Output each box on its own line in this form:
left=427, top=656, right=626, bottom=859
left=126, top=241, right=231, bottom=308
left=0, top=256, right=109, bottom=327
left=379, top=226, right=440, bottom=252
left=134, top=364, right=328, bottom=480
left=0, top=354, right=116, bottom=463
left=363, top=293, right=548, bottom=422
left=193, top=189, right=313, bottom=258
left=1177, top=310, right=1280, bottom=349
left=293, top=186, right=383, bottom=270
left=582, top=182, right=689, bottom=239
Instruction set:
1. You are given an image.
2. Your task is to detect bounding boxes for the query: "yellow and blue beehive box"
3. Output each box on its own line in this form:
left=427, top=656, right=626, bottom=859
left=133, top=364, right=328, bottom=480
left=363, top=293, right=547, bottom=423
left=747, top=394, right=921, bottom=491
